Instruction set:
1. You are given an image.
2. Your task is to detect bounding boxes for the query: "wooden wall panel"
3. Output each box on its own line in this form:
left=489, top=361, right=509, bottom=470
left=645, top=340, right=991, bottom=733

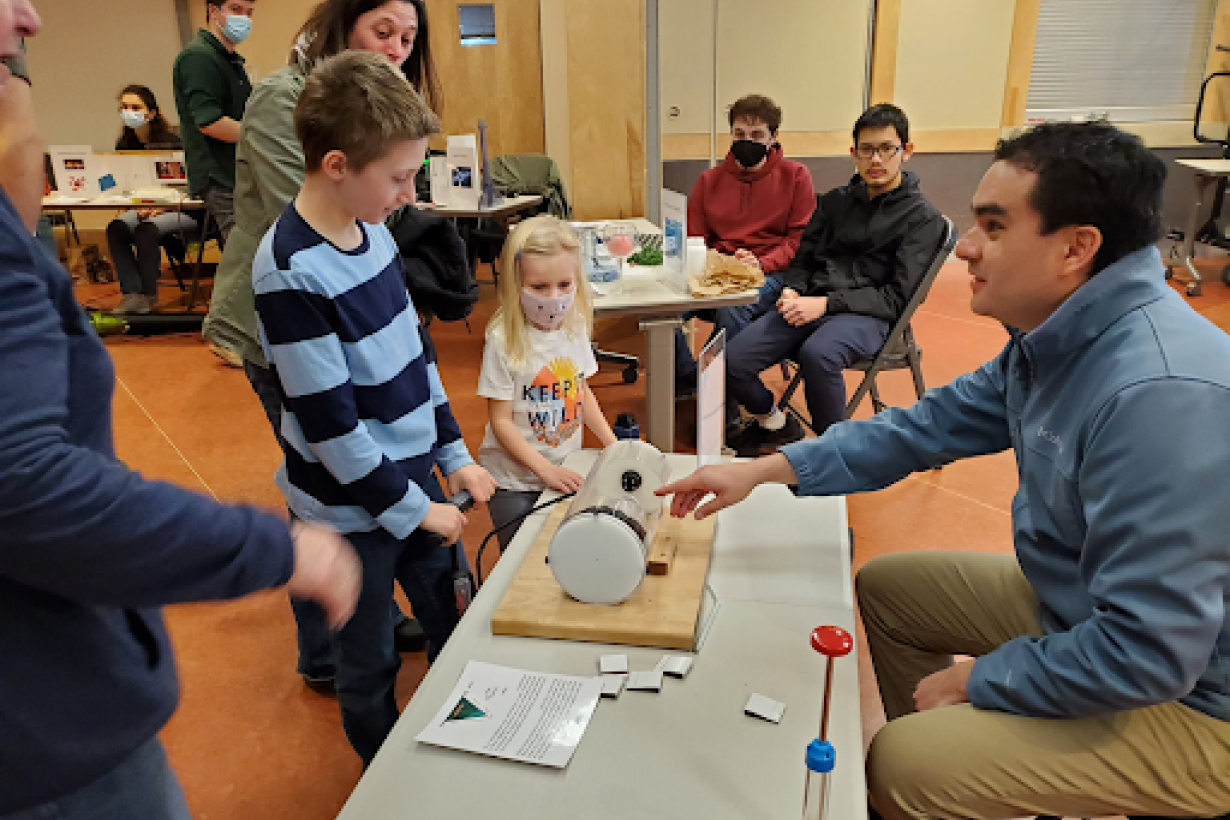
left=1000, top=0, right=1040, bottom=128
left=563, top=0, right=646, bottom=220
left=424, top=0, right=545, bottom=156
left=868, top=0, right=900, bottom=105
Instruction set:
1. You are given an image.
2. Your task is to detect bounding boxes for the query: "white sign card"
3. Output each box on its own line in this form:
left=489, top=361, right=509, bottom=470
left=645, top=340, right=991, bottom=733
left=415, top=661, right=602, bottom=768
left=446, top=134, right=480, bottom=209
left=49, top=145, right=98, bottom=197
left=429, top=156, right=451, bottom=205
left=696, top=328, right=727, bottom=466
left=660, top=188, right=688, bottom=293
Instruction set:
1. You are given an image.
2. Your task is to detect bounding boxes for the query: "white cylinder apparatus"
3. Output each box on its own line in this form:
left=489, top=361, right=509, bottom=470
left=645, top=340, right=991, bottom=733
left=548, top=441, right=671, bottom=605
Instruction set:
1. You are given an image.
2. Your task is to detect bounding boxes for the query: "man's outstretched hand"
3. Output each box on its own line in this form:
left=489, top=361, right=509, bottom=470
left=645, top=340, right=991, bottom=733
left=655, top=453, right=800, bottom=519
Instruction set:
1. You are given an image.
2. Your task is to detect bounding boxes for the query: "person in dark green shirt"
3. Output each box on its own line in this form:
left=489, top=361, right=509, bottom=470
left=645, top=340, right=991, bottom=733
left=171, top=0, right=255, bottom=245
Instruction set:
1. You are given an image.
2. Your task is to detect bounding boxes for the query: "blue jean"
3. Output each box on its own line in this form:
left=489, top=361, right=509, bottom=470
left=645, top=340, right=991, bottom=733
left=105, top=210, right=198, bottom=297
left=241, top=361, right=410, bottom=680
left=675, top=275, right=786, bottom=384
left=336, top=482, right=461, bottom=764
left=726, top=309, right=890, bottom=435
left=0, top=738, right=191, bottom=820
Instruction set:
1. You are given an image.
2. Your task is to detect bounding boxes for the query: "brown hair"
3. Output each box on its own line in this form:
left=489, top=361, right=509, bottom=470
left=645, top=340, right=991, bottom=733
left=116, top=84, right=179, bottom=148
left=295, top=50, right=441, bottom=173
left=728, top=94, right=782, bottom=134
left=294, top=0, right=442, bottom=115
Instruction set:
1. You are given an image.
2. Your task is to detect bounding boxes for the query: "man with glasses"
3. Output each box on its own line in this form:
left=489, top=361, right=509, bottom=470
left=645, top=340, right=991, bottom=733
left=724, top=103, right=945, bottom=456
left=674, top=94, right=815, bottom=400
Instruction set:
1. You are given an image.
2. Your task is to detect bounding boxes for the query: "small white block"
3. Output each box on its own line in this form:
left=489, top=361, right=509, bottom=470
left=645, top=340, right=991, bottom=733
left=626, top=670, right=664, bottom=692
left=599, top=654, right=629, bottom=674
left=600, top=674, right=627, bottom=698
left=660, top=656, right=693, bottom=678
left=744, top=693, right=786, bottom=724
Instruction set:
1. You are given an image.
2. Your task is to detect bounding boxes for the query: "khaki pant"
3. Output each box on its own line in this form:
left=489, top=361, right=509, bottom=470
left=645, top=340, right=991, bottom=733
left=857, top=552, right=1230, bottom=820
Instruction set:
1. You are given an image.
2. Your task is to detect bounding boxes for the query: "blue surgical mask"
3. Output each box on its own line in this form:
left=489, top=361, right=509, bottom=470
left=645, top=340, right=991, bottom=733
left=221, top=14, right=252, bottom=45
left=120, top=110, right=147, bottom=129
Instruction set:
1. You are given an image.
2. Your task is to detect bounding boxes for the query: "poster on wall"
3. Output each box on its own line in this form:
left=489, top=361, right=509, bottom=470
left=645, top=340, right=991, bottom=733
left=660, top=188, right=687, bottom=293
left=49, top=145, right=98, bottom=198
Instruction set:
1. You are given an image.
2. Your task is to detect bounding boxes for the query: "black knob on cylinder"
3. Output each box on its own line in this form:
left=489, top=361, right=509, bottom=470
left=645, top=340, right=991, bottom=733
left=621, top=470, right=642, bottom=493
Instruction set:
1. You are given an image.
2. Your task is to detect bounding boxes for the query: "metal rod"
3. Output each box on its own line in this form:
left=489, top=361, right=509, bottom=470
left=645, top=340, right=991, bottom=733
left=820, top=656, right=835, bottom=742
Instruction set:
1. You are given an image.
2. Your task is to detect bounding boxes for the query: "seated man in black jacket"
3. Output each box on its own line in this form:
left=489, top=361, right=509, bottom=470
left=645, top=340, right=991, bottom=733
left=726, top=104, right=945, bottom=456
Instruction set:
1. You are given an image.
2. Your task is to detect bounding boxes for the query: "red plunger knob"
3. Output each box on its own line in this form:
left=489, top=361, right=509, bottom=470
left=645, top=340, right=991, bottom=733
left=810, top=625, right=853, bottom=658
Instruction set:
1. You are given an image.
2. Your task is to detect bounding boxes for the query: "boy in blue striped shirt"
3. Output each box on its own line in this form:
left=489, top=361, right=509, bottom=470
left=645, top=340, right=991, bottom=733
left=252, top=51, right=495, bottom=765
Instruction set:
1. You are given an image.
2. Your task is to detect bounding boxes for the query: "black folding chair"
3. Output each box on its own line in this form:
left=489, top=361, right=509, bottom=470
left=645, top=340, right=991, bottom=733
left=779, top=215, right=957, bottom=432
left=166, top=206, right=223, bottom=311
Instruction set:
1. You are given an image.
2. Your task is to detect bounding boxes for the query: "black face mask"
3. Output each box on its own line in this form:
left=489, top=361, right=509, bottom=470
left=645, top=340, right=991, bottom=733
left=730, top=139, right=770, bottom=168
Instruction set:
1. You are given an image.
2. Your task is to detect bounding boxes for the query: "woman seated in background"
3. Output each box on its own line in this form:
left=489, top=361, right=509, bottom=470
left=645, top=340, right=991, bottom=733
left=106, top=84, right=197, bottom=314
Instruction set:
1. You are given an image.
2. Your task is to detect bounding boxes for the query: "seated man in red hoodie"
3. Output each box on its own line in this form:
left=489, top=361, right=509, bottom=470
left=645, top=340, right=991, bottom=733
left=674, top=94, right=816, bottom=397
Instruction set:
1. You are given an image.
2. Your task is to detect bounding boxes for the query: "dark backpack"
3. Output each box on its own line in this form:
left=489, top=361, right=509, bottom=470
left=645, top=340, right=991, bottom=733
left=387, top=206, right=479, bottom=323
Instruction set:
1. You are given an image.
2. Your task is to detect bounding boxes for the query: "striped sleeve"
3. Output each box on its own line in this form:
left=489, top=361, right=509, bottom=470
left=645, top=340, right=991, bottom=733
left=419, top=323, right=474, bottom=475
left=255, top=266, right=432, bottom=538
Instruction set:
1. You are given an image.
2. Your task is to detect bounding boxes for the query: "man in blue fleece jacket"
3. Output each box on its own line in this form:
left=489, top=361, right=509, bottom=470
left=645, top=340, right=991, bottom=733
left=0, top=3, right=360, bottom=818
left=659, top=121, right=1230, bottom=819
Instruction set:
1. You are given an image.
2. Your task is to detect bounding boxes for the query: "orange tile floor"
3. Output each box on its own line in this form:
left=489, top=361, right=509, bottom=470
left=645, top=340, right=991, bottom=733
left=82, top=258, right=1230, bottom=820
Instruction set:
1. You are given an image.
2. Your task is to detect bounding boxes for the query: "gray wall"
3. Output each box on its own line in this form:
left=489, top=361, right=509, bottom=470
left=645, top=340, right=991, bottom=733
left=665, top=146, right=1223, bottom=242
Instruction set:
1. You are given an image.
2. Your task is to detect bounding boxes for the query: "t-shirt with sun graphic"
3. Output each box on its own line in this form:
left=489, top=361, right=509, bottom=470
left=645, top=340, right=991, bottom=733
left=477, top=324, right=599, bottom=491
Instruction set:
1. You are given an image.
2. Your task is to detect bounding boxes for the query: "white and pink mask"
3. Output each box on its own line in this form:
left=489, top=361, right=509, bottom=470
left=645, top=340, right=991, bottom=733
left=520, top=289, right=574, bottom=330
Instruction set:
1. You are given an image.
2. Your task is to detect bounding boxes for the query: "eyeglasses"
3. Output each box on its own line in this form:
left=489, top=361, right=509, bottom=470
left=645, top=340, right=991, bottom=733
left=855, top=143, right=903, bottom=160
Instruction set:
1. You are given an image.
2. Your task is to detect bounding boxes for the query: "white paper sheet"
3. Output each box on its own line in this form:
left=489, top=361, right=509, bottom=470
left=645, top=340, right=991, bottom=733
left=415, top=661, right=602, bottom=768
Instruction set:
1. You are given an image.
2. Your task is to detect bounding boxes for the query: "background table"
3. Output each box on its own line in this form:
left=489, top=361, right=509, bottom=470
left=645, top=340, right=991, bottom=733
left=1172, top=158, right=1230, bottom=296
left=420, top=193, right=543, bottom=219
left=337, top=451, right=865, bottom=820
left=583, top=218, right=757, bottom=452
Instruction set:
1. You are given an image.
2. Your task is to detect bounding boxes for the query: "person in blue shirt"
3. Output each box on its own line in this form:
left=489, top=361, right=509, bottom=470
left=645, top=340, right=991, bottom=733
left=0, top=2, right=361, bottom=818
left=659, top=122, right=1230, bottom=820
left=252, top=50, right=495, bottom=765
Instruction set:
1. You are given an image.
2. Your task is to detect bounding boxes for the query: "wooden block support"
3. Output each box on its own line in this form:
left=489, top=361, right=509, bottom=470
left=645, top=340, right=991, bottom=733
left=490, top=504, right=718, bottom=650
left=646, top=529, right=678, bottom=575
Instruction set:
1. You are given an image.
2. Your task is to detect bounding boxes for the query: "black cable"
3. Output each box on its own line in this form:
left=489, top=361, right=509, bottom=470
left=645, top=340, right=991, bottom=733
left=475, top=492, right=576, bottom=587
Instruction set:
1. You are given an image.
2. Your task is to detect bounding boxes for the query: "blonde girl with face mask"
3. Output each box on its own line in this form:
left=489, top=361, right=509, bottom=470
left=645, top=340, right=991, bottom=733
left=477, top=215, right=617, bottom=550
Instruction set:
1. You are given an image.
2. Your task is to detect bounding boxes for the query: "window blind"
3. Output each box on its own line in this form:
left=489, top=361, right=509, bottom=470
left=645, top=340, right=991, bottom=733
left=1026, top=0, right=1218, bottom=123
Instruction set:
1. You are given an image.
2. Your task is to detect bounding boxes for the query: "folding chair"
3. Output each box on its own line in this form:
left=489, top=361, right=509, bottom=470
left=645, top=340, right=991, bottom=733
left=779, top=215, right=957, bottom=433
left=167, top=206, right=224, bottom=311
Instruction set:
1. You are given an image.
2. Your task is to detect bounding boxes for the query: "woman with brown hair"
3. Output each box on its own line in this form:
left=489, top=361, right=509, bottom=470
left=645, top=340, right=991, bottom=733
left=106, top=84, right=198, bottom=314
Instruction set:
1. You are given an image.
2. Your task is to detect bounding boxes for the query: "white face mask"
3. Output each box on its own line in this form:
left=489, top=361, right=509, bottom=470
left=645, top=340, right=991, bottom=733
left=121, top=109, right=147, bottom=129
left=520, top=288, right=574, bottom=330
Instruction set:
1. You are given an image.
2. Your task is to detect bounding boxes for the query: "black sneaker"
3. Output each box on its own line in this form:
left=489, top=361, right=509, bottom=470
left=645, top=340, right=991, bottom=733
left=394, top=617, right=428, bottom=653
left=728, top=413, right=805, bottom=458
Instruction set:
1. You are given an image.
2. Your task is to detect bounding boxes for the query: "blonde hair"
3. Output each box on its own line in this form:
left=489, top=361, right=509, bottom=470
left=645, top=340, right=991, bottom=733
left=488, top=215, right=593, bottom=368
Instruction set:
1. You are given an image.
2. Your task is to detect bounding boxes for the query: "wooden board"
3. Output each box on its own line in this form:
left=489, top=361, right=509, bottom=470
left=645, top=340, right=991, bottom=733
left=490, top=504, right=717, bottom=650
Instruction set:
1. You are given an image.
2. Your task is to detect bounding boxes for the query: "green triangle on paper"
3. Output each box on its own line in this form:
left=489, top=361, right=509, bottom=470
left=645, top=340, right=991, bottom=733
left=446, top=697, right=487, bottom=721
